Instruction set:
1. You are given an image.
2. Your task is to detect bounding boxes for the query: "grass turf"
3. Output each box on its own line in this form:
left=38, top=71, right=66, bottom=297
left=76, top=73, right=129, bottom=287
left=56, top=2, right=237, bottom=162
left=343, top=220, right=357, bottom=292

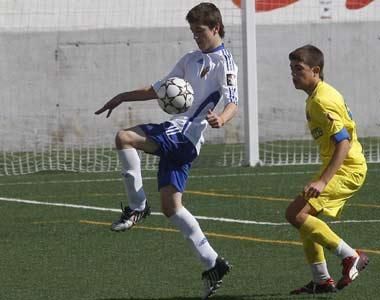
left=0, top=164, right=379, bottom=300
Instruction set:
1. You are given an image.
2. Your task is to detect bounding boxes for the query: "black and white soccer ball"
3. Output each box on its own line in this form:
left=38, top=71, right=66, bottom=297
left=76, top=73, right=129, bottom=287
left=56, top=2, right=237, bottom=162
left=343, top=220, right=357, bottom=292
left=157, top=77, right=194, bottom=114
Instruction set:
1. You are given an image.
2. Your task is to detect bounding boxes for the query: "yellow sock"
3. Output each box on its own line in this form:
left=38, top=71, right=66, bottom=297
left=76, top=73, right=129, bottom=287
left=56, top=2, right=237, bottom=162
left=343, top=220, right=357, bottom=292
left=300, top=230, right=325, bottom=264
left=300, top=215, right=340, bottom=251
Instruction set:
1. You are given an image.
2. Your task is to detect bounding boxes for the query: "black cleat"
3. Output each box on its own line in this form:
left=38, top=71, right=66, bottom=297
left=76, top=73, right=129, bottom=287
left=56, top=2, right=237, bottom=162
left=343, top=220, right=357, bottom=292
left=202, top=257, right=231, bottom=299
left=111, top=202, right=151, bottom=231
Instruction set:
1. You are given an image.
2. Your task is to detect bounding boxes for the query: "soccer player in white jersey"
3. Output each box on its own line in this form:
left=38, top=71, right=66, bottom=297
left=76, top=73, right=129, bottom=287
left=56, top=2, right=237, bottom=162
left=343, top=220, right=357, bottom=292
left=95, top=3, right=238, bottom=299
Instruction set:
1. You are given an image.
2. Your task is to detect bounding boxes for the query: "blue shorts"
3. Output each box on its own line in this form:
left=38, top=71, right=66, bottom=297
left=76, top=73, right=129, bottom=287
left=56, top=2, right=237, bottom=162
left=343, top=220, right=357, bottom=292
left=139, top=122, right=198, bottom=192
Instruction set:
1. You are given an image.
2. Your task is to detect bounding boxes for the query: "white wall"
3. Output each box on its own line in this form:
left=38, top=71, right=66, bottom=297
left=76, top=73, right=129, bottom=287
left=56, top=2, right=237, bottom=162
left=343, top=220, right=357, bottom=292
left=1, top=1, right=379, bottom=151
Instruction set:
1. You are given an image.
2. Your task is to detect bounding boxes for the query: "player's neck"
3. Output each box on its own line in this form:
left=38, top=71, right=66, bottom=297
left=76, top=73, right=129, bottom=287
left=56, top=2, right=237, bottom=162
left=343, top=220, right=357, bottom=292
left=305, top=79, right=321, bottom=96
left=203, top=41, right=224, bottom=53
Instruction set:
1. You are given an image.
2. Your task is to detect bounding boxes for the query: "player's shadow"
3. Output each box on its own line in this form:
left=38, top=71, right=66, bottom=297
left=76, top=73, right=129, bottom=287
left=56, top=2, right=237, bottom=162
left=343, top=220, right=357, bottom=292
left=97, top=293, right=333, bottom=300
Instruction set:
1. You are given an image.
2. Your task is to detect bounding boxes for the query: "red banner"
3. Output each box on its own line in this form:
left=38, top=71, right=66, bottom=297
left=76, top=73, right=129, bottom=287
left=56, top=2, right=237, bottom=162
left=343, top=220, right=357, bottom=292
left=232, top=0, right=375, bottom=11
left=346, top=0, right=374, bottom=9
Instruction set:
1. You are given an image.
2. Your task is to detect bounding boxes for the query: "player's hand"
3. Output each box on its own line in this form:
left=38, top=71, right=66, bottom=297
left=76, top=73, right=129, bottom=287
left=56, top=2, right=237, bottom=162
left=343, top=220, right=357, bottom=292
left=95, top=95, right=123, bottom=118
left=206, top=109, right=224, bottom=128
left=303, top=179, right=326, bottom=199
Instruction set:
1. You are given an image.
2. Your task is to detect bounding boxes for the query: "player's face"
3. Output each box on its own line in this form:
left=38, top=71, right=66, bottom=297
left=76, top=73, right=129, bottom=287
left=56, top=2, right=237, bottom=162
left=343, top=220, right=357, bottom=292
left=190, top=23, right=220, bottom=52
left=290, top=60, right=320, bottom=95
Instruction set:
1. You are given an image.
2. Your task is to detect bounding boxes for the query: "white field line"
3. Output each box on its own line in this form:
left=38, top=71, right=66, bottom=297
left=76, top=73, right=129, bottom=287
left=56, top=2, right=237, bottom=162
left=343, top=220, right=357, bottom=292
left=1, top=196, right=380, bottom=226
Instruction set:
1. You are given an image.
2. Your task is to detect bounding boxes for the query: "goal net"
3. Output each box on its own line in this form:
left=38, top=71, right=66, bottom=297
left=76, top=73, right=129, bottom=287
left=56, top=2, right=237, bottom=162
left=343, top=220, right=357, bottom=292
left=255, top=0, right=380, bottom=166
left=0, top=0, right=379, bottom=175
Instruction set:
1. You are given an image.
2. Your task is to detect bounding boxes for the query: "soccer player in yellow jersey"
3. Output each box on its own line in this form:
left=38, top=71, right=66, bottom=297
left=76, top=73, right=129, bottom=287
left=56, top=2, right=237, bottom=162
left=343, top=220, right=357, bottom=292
left=286, top=45, right=369, bottom=294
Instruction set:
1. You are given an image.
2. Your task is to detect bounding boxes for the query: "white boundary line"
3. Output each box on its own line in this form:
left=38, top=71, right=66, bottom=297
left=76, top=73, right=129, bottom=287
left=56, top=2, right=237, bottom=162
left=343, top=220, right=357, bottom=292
left=1, top=196, right=380, bottom=226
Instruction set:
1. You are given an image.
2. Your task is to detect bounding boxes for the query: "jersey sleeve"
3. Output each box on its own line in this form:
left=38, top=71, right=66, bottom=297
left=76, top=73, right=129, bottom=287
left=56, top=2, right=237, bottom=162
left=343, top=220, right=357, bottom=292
left=311, top=99, right=346, bottom=138
left=152, top=54, right=187, bottom=93
left=217, top=56, right=239, bottom=106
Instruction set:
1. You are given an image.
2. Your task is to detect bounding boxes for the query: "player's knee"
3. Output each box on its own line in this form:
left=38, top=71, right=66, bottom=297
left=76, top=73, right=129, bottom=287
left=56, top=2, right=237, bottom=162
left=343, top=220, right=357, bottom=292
left=286, top=208, right=306, bottom=228
left=285, top=206, right=294, bottom=223
left=161, top=204, right=175, bottom=218
left=115, top=130, right=134, bottom=149
left=161, top=200, right=183, bottom=218
left=285, top=205, right=299, bottom=226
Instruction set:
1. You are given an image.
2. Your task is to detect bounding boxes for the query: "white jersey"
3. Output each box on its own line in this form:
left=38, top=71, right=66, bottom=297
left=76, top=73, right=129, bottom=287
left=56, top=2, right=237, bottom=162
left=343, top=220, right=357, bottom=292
left=152, top=44, right=238, bottom=154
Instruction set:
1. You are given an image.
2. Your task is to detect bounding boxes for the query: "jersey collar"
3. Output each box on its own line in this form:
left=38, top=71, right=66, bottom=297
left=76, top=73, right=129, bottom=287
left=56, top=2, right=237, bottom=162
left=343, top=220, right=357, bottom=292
left=310, top=81, right=323, bottom=97
left=202, top=43, right=225, bottom=54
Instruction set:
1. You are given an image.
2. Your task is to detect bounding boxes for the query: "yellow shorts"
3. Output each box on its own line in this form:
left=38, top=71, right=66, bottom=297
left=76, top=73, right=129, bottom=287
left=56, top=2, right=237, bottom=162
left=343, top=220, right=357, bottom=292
left=307, top=163, right=367, bottom=218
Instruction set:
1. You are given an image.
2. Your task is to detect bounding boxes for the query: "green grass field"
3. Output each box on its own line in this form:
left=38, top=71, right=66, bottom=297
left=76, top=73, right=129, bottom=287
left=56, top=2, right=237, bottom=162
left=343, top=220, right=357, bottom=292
left=0, top=164, right=379, bottom=300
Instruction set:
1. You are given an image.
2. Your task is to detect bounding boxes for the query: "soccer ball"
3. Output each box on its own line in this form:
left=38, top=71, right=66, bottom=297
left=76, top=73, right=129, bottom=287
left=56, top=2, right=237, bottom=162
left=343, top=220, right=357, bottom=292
left=157, top=77, right=194, bottom=114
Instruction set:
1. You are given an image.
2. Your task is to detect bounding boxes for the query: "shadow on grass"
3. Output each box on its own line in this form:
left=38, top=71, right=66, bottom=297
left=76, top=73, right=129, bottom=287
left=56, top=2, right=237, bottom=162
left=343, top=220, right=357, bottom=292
left=98, top=293, right=334, bottom=300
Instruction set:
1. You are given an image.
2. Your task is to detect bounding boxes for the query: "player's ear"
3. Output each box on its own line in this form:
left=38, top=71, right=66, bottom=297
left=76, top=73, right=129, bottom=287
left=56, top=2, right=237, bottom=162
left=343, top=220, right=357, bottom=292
left=312, top=66, right=321, bottom=77
left=213, top=23, right=220, bottom=36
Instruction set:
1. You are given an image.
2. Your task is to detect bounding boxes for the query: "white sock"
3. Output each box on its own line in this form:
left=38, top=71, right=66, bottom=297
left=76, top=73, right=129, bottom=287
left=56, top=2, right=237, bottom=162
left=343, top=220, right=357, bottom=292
left=311, top=261, right=331, bottom=283
left=118, top=149, right=146, bottom=211
left=169, top=207, right=218, bottom=270
left=334, top=239, right=358, bottom=259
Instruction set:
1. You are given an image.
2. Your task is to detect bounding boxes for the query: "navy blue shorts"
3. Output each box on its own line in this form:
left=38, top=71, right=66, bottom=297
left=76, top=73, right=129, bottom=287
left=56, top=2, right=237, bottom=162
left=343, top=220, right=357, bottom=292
left=139, top=122, right=198, bottom=192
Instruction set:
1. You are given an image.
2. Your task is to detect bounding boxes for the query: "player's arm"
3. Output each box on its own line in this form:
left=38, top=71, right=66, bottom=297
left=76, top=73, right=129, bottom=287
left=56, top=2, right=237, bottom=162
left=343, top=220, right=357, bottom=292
left=207, top=102, right=238, bottom=128
left=208, top=59, right=239, bottom=128
left=304, top=100, right=353, bottom=198
left=95, top=86, right=157, bottom=118
left=320, top=138, right=351, bottom=184
left=96, top=54, right=186, bottom=118
left=304, top=138, right=350, bottom=199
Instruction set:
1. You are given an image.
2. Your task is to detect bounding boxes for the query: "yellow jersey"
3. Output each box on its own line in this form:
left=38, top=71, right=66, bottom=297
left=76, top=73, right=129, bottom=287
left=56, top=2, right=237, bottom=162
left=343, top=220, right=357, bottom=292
left=306, top=81, right=366, bottom=168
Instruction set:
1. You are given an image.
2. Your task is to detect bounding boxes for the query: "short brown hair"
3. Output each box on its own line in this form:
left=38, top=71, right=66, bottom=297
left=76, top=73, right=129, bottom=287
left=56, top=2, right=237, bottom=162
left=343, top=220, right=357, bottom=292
left=186, top=2, right=225, bottom=38
left=289, top=44, right=324, bottom=80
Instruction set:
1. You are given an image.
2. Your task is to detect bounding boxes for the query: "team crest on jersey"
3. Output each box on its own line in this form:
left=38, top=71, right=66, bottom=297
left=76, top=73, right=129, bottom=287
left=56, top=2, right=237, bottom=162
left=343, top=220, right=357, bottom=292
left=311, top=127, right=323, bottom=140
left=200, top=66, right=210, bottom=78
left=226, top=73, right=236, bottom=86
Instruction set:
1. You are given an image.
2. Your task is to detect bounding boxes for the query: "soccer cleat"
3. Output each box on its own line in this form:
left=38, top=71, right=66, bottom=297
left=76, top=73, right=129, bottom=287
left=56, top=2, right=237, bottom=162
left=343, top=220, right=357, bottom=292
left=111, top=202, right=151, bottom=232
left=201, top=257, right=231, bottom=299
left=336, top=250, right=369, bottom=290
left=290, top=278, right=337, bottom=295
